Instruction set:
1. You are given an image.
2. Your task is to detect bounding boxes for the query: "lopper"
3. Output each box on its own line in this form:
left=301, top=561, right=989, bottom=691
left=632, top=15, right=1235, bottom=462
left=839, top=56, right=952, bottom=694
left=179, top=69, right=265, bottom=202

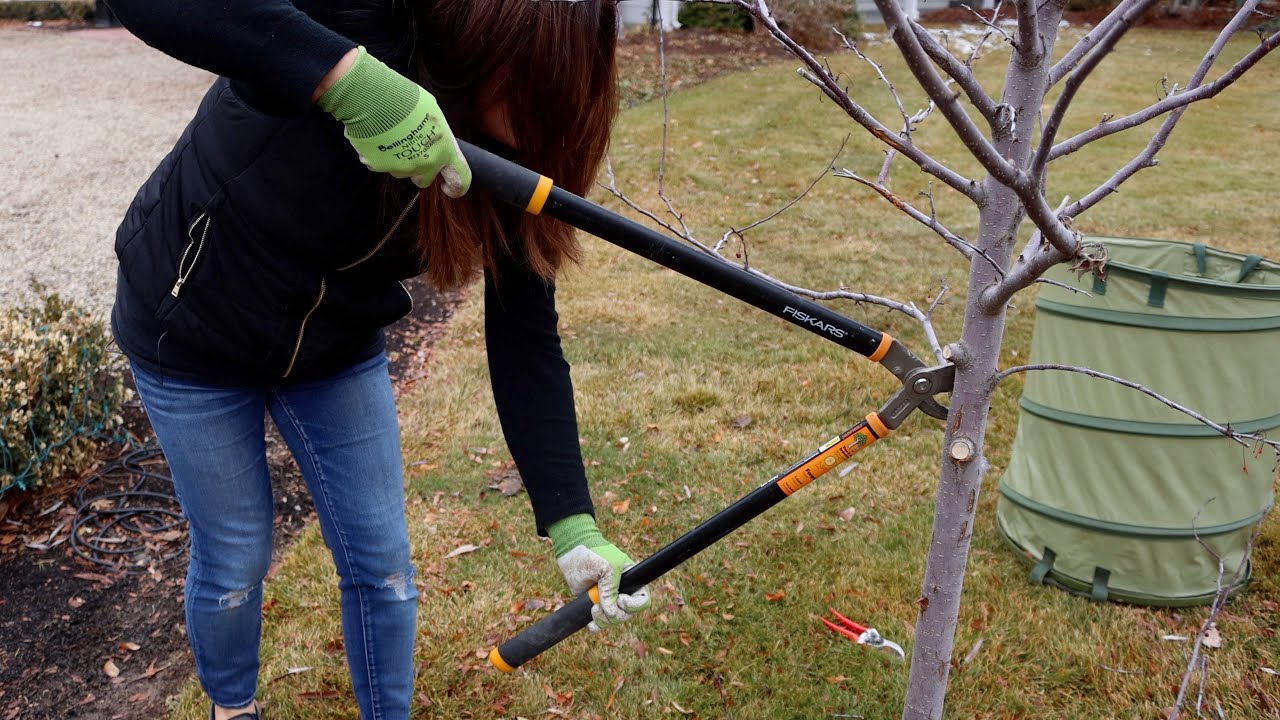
left=455, top=140, right=955, bottom=672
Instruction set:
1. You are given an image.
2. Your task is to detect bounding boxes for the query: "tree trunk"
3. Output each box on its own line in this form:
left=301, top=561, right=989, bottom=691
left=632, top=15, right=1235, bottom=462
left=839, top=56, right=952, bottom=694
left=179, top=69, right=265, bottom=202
left=902, top=5, right=1066, bottom=717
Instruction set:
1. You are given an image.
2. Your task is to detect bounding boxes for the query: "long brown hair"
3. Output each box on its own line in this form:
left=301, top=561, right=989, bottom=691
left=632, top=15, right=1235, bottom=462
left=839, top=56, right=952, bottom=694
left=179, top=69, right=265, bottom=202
left=406, top=0, right=619, bottom=289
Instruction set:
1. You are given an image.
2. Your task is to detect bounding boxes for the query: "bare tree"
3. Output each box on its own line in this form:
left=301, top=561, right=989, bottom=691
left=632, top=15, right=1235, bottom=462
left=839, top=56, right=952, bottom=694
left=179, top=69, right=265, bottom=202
left=614, top=1, right=1280, bottom=718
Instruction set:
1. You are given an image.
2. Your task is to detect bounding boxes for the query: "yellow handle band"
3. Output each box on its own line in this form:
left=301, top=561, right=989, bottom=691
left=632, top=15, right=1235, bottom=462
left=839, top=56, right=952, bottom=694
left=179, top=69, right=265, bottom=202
left=526, top=176, right=554, bottom=215
left=488, top=647, right=515, bottom=673
left=868, top=333, right=894, bottom=363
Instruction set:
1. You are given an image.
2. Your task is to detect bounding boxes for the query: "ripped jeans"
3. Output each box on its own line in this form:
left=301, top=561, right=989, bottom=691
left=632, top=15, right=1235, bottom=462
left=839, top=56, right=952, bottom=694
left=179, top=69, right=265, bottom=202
left=131, top=353, right=417, bottom=719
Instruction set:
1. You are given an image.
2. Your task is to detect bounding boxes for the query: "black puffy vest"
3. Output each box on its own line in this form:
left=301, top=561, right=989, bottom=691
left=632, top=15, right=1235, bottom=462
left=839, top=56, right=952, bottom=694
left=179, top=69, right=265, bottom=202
left=111, top=77, right=422, bottom=386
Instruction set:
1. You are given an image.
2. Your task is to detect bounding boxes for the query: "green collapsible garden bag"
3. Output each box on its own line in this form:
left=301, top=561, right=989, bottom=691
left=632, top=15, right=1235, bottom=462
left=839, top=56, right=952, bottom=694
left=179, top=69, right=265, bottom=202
left=997, top=236, right=1280, bottom=606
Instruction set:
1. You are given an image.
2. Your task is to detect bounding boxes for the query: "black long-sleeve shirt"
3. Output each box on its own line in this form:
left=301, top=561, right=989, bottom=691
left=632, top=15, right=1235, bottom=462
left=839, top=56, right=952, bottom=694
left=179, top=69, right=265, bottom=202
left=107, top=0, right=594, bottom=532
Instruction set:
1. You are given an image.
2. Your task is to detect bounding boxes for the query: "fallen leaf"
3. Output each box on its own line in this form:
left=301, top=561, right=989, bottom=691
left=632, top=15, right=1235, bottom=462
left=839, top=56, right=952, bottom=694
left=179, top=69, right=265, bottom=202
left=486, top=469, right=525, bottom=497
left=444, top=544, right=480, bottom=559
left=1203, top=624, right=1222, bottom=649
left=731, top=415, right=752, bottom=429
left=73, top=572, right=115, bottom=584
left=671, top=700, right=693, bottom=714
left=103, top=660, right=120, bottom=678
left=826, top=675, right=848, bottom=684
left=610, top=498, right=631, bottom=515
left=68, top=596, right=85, bottom=609
left=764, top=590, right=785, bottom=602
left=837, top=508, right=857, bottom=522
left=1261, top=667, right=1278, bottom=676
left=118, top=642, right=140, bottom=651
left=656, top=646, right=675, bottom=656
left=0, top=534, right=19, bottom=546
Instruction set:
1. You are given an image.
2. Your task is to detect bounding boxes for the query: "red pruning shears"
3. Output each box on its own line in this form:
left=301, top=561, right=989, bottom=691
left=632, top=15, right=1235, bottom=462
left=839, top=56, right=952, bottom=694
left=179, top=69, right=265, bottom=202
left=820, top=607, right=905, bottom=661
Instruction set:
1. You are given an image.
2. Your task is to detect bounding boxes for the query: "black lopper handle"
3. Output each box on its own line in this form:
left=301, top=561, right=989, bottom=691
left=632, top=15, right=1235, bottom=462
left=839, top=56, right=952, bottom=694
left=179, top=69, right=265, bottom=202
left=487, top=588, right=598, bottom=672
left=458, top=139, right=552, bottom=214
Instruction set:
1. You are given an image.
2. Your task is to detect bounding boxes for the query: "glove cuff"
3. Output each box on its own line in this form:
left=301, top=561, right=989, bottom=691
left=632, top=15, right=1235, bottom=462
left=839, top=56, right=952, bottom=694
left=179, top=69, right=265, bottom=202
left=317, top=46, right=421, bottom=139
left=546, top=513, right=606, bottom=558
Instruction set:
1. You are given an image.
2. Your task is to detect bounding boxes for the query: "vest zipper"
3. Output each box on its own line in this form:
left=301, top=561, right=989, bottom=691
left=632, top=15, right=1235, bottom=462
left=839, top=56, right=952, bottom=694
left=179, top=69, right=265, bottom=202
left=283, top=196, right=414, bottom=378
left=171, top=213, right=212, bottom=297
left=283, top=278, right=326, bottom=379
left=399, top=280, right=414, bottom=313
left=336, top=197, right=418, bottom=272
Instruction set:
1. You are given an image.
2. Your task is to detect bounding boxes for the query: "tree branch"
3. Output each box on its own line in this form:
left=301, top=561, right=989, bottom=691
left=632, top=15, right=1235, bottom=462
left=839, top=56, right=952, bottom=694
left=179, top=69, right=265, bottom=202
left=994, top=364, right=1280, bottom=453
left=1051, top=27, right=1280, bottom=162
left=654, top=8, right=694, bottom=240
left=1014, top=0, right=1042, bottom=58
left=1063, top=4, right=1276, bottom=217
left=909, top=21, right=1000, bottom=125
left=833, top=168, right=1005, bottom=275
left=744, top=4, right=984, bottom=204
left=715, top=137, right=849, bottom=253
left=1031, top=0, right=1161, bottom=182
left=1049, top=0, right=1154, bottom=84
left=872, top=0, right=1018, bottom=187
left=1169, top=515, right=1268, bottom=719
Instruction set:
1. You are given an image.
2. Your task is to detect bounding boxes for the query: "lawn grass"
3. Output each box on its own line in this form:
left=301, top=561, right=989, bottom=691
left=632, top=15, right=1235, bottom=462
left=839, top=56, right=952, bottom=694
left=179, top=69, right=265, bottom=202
left=167, top=29, right=1280, bottom=719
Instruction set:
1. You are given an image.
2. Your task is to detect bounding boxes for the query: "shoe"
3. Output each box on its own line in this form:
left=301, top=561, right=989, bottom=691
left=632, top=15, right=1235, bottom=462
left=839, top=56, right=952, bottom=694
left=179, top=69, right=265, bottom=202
left=209, top=703, right=259, bottom=720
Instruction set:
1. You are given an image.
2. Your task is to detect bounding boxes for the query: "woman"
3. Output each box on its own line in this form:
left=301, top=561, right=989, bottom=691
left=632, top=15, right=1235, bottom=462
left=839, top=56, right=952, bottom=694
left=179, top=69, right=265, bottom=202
left=105, top=2, right=649, bottom=718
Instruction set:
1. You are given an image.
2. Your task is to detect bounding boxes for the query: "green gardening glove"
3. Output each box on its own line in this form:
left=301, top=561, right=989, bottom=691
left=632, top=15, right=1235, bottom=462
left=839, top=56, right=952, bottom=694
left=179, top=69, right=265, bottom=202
left=547, top=514, right=651, bottom=632
left=318, top=46, right=472, bottom=197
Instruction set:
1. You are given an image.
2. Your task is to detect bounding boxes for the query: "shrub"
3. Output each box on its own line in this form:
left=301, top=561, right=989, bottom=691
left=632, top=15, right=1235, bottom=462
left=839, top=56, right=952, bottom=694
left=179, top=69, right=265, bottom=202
left=0, top=1, right=92, bottom=21
left=770, top=0, right=862, bottom=50
left=678, top=3, right=755, bottom=31
left=0, top=285, right=130, bottom=494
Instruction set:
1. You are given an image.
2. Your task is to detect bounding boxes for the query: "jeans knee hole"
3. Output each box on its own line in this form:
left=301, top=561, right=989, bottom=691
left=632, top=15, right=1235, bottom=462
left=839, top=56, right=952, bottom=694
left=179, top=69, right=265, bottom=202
left=379, top=570, right=415, bottom=601
left=218, top=587, right=253, bottom=609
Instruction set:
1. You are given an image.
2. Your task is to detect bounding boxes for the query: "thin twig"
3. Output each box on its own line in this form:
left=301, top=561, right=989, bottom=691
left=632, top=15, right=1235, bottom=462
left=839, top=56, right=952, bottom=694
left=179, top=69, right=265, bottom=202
left=715, top=137, right=849, bottom=253
left=601, top=156, right=713, bottom=253
left=834, top=169, right=1005, bottom=276
left=964, top=4, right=1014, bottom=46
left=1169, top=507, right=1268, bottom=719
left=737, top=0, right=983, bottom=202
left=995, top=364, right=1280, bottom=454
left=654, top=8, right=693, bottom=239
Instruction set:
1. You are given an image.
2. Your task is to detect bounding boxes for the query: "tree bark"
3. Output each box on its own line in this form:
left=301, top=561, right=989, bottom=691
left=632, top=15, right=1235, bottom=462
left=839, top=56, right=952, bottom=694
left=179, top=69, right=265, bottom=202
left=902, top=4, right=1065, bottom=717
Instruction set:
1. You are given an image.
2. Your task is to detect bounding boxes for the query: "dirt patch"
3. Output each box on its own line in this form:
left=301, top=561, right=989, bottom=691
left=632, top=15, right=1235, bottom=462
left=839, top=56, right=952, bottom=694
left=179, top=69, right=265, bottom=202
left=615, top=27, right=791, bottom=107
left=0, top=276, right=461, bottom=720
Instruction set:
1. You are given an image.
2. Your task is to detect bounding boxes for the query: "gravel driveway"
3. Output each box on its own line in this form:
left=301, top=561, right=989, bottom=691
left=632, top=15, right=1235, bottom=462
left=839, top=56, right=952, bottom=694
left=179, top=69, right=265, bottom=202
left=0, top=25, right=213, bottom=319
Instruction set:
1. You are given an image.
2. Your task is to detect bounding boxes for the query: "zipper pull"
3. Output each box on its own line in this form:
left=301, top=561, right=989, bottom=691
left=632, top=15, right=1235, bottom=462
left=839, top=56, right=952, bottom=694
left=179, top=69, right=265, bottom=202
left=171, top=277, right=186, bottom=297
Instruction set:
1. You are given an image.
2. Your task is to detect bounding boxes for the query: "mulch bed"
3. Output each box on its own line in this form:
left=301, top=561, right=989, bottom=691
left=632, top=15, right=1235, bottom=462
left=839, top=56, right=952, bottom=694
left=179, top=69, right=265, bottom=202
left=0, top=276, right=461, bottom=720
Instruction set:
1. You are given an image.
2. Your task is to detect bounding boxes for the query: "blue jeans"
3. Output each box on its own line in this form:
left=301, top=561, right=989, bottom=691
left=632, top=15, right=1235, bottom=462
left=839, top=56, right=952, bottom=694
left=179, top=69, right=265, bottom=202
left=131, top=354, right=417, bottom=719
